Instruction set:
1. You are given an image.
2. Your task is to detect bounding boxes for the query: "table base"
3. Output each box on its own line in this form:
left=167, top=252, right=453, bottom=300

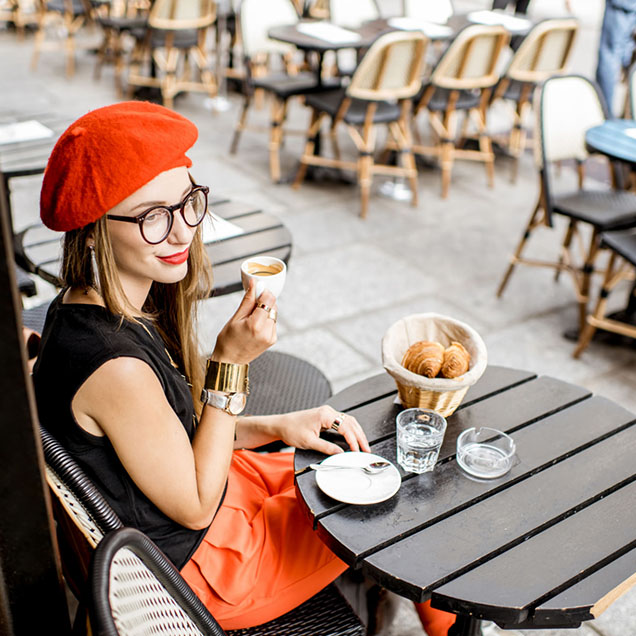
left=448, top=615, right=482, bottom=636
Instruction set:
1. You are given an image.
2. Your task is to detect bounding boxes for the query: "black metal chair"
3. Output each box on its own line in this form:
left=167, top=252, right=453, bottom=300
left=574, top=227, right=636, bottom=357
left=497, top=74, right=636, bottom=331
left=90, top=527, right=366, bottom=636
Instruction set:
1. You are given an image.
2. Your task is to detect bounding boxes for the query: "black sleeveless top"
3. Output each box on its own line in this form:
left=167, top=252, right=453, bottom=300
left=32, top=293, right=208, bottom=568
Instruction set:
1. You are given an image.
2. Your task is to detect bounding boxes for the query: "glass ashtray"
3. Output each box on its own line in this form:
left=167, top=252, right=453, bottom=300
left=456, top=427, right=516, bottom=479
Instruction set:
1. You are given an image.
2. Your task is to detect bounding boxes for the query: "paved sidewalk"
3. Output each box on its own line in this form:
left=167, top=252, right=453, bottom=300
left=3, top=0, right=635, bottom=634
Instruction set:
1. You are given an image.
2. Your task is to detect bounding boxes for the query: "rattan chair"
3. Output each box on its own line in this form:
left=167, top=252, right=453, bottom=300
left=30, top=0, right=92, bottom=77
left=90, top=527, right=226, bottom=636
left=127, top=0, right=217, bottom=108
left=40, top=425, right=124, bottom=632
left=293, top=30, right=428, bottom=218
left=0, top=0, right=38, bottom=37
left=412, top=24, right=509, bottom=199
left=93, top=0, right=151, bottom=95
left=497, top=75, right=636, bottom=331
left=230, top=0, right=334, bottom=182
left=91, top=527, right=366, bottom=636
left=574, top=228, right=636, bottom=357
left=491, top=17, right=578, bottom=181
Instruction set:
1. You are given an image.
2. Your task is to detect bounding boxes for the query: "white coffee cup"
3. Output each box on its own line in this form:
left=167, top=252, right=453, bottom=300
left=240, top=256, right=286, bottom=299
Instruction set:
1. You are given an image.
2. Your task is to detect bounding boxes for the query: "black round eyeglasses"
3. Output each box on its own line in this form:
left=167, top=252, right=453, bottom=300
left=106, top=184, right=209, bottom=245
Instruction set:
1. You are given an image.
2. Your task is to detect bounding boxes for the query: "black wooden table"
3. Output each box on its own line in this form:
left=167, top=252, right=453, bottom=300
left=16, top=196, right=292, bottom=297
left=0, top=110, right=71, bottom=232
left=294, top=366, right=636, bottom=634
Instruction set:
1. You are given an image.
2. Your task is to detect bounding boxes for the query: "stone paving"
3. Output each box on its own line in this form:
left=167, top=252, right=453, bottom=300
left=2, top=0, right=635, bottom=634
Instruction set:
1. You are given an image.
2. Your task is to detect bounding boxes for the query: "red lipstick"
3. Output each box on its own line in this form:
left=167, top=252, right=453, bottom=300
left=158, top=248, right=189, bottom=265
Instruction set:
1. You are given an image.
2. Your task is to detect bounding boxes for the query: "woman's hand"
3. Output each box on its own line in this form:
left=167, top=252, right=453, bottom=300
left=275, top=406, right=371, bottom=455
left=211, top=282, right=277, bottom=365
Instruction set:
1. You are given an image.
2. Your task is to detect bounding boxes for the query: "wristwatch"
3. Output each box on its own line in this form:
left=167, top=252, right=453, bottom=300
left=200, top=388, right=247, bottom=416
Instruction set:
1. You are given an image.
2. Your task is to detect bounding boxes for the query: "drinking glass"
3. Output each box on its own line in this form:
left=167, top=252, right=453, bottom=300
left=396, top=408, right=447, bottom=474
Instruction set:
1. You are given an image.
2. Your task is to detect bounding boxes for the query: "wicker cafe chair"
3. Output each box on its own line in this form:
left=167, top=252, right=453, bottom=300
left=293, top=30, right=428, bottom=218
left=91, top=527, right=366, bottom=636
left=497, top=75, right=636, bottom=331
left=491, top=17, right=578, bottom=181
left=0, top=0, right=38, bottom=37
left=412, top=24, right=509, bottom=199
left=40, top=425, right=124, bottom=632
left=90, top=527, right=226, bottom=636
left=30, top=0, right=92, bottom=78
left=230, top=0, right=334, bottom=183
left=574, top=228, right=636, bottom=357
left=127, top=0, right=217, bottom=108
left=93, top=0, right=151, bottom=95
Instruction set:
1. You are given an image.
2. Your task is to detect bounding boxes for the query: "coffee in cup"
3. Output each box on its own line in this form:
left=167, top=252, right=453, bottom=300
left=240, top=256, right=286, bottom=299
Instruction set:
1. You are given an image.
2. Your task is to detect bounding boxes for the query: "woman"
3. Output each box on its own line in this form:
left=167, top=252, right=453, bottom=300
left=33, top=102, right=454, bottom=635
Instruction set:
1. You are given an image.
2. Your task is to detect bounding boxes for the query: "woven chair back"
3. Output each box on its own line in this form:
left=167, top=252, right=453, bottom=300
left=329, top=0, right=378, bottom=28
left=403, top=0, right=453, bottom=24
left=506, top=18, right=578, bottom=83
left=90, top=528, right=226, bottom=636
left=431, top=24, right=508, bottom=90
left=535, top=74, right=606, bottom=168
left=148, top=0, right=215, bottom=31
left=239, top=0, right=298, bottom=58
left=347, top=30, right=427, bottom=101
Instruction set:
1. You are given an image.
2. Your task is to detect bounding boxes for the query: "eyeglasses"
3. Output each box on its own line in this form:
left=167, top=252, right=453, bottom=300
left=106, top=185, right=209, bottom=245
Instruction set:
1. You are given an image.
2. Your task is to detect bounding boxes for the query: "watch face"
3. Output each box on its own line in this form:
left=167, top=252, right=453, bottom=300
left=228, top=392, right=247, bottom=415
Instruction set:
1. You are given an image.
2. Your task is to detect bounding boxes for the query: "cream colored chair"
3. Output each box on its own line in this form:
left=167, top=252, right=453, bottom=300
left=492, top=17, right=578, bottom=180
left=127, top=0, right=217, bottom=108
left=403, top=0, right=452, bottom=24
left=498, top=75, right=636, bottom=332
left=0, top=0, right=38, bottom=38
left=30, top=0, right=92, bottom=78
left=294, top=31, right=428, bottom=218
left=230, top=0, right=333, bottom=182
left=413, top=24, right=509, bottom=198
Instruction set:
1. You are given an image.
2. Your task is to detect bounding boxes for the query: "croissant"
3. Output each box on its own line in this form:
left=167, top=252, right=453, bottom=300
left=441, top=342, right=470, bottom=379
left=402, top=341, right=445, bottom=378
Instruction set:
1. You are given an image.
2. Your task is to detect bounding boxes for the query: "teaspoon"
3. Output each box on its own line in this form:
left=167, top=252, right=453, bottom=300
left=309, top=461, right=391, bottom=475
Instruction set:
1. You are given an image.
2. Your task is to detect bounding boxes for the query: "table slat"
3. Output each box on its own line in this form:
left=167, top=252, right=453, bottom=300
left=431, top=479, right=636, bottom=624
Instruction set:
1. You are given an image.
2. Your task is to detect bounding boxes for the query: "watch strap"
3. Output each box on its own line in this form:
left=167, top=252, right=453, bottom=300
left=205, top=360, right=249, bottom=394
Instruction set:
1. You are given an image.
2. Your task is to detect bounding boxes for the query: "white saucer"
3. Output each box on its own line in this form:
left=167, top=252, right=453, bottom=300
left=314, top=452, right=401, bottom=505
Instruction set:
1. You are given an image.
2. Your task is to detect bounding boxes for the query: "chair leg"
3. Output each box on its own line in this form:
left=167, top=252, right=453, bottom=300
left=578, top=228, right=601, bottom=333
left=497, top=199, right=542, bottom=297
left=293, top=109, right=322, bottom=189
left=230, top=95, right=251, bottom=155
left=358, top=153, right=373, bottom=219
left=440, top=140, right=454, bottom=199
left=573, top=251, right=618, bottom=358
left=269, top=98, right=286, bottom=183
left=555, top=219, right=576, bottom=282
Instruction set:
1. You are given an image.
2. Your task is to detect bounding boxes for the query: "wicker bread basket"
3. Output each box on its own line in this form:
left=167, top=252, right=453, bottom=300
left=382, top=313, right=487, bottom=416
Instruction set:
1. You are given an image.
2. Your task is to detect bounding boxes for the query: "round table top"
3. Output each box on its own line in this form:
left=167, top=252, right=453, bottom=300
left=586, top=119, right=636, bottom=166
left=294, top=366, right=636, bottom=630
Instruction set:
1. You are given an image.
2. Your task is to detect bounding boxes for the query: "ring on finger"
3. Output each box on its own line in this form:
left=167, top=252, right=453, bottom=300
left=256, top=301, right=272, bottom=312
left=331, top=412, right=346, bottom=432
left=268, top=308, right=277, bottom=323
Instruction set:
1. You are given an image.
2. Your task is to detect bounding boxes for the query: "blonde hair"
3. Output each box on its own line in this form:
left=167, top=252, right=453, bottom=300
left=62, top=216, right=214, bottom=415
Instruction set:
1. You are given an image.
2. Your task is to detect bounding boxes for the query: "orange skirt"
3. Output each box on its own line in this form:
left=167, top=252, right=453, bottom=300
left=180, top=450, right=348, bottom=630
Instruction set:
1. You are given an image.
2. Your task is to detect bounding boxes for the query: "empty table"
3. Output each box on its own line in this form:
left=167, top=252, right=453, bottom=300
left=294, top=366, right=636, bottom=635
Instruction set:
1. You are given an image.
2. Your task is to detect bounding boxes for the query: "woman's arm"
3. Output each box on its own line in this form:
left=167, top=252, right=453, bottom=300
left=71, top=284, right=278, bottom=530
left=235, top=406, right=371, bottom=455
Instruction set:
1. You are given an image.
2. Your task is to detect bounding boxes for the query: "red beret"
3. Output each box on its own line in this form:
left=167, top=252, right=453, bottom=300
left=40, top=101, right=198, bottom=231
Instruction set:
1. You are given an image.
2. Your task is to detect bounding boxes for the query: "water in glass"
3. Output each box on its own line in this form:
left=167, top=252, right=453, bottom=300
left=396, top=409, right=447, bottom=474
